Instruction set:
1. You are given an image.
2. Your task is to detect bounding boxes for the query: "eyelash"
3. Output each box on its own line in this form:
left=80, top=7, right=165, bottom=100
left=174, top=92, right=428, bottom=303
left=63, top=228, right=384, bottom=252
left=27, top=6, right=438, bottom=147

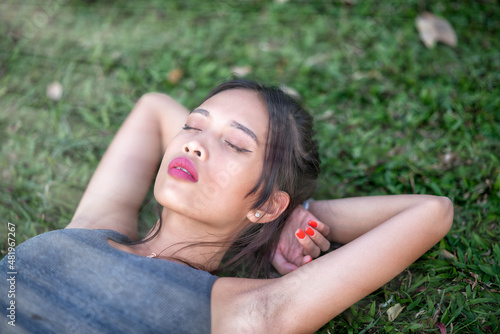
left=182, top=124, right=250, bottom=153
left=225, top=141, right=250, bottom=153
left=182, top=124, right=199, bottom=131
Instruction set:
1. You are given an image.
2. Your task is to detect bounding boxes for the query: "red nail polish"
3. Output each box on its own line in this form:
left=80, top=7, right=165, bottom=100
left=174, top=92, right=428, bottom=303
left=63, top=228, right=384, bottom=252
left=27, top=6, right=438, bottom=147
left=296, top=229, right=306, bottom=239
left=305, top=227, right=315, bottom=236
left=308, top=220, right=318, bottom=228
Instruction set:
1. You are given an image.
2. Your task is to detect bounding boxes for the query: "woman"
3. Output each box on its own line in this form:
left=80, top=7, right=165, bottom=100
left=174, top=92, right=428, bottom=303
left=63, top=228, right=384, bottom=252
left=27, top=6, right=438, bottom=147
left=0, top=80, right=453, bottom=333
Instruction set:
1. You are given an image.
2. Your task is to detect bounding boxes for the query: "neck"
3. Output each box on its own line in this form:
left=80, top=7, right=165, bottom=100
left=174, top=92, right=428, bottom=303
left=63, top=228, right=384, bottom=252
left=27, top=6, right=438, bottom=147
left=139, top=208, right=247, bottom=271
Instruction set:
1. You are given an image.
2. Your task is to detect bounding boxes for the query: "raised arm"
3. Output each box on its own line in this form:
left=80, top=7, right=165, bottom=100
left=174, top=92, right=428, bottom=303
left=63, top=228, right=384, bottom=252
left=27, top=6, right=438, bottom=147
left=66, top=93, right=189, bottom=239
left=212, top=195, right=453, bottom=333
left=272, top=195, right=438, bottom=274
left=307, top=195, right=451, bottom=244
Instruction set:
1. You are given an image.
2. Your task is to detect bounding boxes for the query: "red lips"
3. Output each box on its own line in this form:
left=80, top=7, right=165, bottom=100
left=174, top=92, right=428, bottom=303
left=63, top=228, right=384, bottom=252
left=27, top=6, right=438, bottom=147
left=167, top=157, right=198, bottom=182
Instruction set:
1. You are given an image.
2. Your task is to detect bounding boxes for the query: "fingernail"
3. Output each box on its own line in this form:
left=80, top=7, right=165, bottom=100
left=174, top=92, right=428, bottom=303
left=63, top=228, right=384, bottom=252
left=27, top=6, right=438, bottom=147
left=308, top=220, right=318, bottom=228
left=305, top=227, right=315, bottom=236
left=296, top=229, right=306, bottom=239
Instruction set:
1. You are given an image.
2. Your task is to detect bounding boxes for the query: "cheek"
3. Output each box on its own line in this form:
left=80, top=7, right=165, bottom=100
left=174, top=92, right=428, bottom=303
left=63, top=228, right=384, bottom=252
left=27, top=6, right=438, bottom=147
left=153, top=169, right=168, bottom=205
left=201, top=160, right=248, bottom=199
left=193, top=159, right=258, bottom=210
left=153, top=151, right=177, bottom=202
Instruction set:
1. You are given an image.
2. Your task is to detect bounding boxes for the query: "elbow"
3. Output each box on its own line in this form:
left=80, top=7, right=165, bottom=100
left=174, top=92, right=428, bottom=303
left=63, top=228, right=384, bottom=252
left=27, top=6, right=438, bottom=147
left=135, top=92, right=175, bottom=112
left=439, top=196, right=454, bottom=234
left=427, top=195, right=454, bottom=238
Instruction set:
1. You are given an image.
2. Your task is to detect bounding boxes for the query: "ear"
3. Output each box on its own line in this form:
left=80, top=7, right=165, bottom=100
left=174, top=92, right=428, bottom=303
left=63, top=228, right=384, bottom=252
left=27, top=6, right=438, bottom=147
left=246, top=191, right=290, bottom=224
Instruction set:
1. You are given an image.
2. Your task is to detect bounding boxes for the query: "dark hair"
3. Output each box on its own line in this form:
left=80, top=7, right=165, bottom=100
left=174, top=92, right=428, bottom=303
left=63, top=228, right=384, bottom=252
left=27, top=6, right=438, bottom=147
left=206, top=79, right=321, bottom=278
left=133, top=79, right=320, bottom=278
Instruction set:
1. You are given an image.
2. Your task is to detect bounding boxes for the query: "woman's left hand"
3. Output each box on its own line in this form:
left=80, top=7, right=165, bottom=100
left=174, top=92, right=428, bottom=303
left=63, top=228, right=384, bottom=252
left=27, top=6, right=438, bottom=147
left=272, top=205, right=331, bottom=275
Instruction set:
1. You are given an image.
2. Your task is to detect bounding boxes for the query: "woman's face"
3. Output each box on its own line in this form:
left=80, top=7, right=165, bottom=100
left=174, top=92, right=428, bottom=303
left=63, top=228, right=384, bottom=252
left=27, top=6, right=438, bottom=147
left=154, top=89, right=269, bottom=230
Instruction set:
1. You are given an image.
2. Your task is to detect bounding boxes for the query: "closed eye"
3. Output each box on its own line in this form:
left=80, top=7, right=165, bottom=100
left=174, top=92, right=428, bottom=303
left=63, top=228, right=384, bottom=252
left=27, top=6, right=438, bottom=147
left=183, top=124, right=201, bottom=131
left=225, top=140, right=251, bottom=153
left=183, top=124, right=250, bottom=152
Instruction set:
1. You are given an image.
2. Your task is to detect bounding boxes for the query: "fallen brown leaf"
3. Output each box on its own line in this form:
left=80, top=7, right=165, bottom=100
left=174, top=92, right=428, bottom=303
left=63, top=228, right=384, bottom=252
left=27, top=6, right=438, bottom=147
left=431, top=307, right=441, bottom=325
left=440, top=249, right=457, bottom=260
left=280, top=84, right=301, bottom=100
left=415, top=308, right=427, bottom=318
left=416, top=12, right=457, bottom=48
left=167, top=68, right=183, bottom=84
left=231, top=66, right=252, bottom=77
left=46, top=81, right=63, bottom=101
left=387, top=303, right=405, bottom=322
left=436, top=322, right=447, bottom=334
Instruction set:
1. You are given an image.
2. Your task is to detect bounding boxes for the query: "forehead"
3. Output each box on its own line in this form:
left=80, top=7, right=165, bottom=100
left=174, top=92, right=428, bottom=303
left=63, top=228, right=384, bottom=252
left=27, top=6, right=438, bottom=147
left=198, top=89, right=269, bottom=140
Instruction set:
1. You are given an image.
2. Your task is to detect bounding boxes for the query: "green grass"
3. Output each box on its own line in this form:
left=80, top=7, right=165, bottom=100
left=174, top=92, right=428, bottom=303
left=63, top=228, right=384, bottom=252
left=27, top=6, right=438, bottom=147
left=1, top=0, right=499, bottom=332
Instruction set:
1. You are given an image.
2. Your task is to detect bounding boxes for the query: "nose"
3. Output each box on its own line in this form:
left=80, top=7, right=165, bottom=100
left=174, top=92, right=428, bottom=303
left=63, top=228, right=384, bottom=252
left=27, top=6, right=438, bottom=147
left=183, top=140, right=208, bottom=160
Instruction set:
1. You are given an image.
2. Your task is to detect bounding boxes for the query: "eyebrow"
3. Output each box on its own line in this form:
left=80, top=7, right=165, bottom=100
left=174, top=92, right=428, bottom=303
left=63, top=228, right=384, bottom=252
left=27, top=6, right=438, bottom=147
left=191, top=108, right=259, bottom=144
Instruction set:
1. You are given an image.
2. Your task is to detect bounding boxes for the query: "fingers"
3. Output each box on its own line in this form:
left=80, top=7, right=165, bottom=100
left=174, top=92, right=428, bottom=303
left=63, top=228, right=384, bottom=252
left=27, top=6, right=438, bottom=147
left=296, top=228, right=320, bottom=258
left=305, top=224, right=331, bottom=252
left=271, top=251, right=299, bottom=275
left=296, top=226, right=331, bottom=258
left=301, top=255, right=312, bottom=266
left=308, top=219, right=331, bottom=241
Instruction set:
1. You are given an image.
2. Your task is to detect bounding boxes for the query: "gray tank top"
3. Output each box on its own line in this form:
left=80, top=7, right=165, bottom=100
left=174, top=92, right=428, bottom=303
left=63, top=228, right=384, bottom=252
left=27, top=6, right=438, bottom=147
left=0, top=228, right=218, bottom=333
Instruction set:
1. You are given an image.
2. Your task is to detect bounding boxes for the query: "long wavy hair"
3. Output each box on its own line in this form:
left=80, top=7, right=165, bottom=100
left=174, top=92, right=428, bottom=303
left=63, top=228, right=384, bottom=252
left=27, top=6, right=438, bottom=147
left=133, top=79, right=320, bottom=278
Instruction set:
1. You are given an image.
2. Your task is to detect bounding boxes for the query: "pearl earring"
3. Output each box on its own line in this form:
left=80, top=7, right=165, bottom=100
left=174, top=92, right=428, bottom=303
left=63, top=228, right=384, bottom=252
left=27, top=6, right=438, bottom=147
left=255, top=212, right=261, bottom=218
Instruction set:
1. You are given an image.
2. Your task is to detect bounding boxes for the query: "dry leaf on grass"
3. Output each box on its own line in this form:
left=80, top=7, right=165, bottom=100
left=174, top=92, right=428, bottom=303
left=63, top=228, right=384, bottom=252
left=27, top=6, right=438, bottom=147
left=280, top=84, right=301, bottom=100
left=231, top=66, right=252, bottom=77
left=440, top=249, right=457, bottom=260
left=167, top=68, right=183, bottom=84
left=416, top=12, right=457, bottom=48
left=436, top=322, right=447, bottom=334
left=387, top=303, right=405, bottom=322
left=46, top=81, right=63, bottom=101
